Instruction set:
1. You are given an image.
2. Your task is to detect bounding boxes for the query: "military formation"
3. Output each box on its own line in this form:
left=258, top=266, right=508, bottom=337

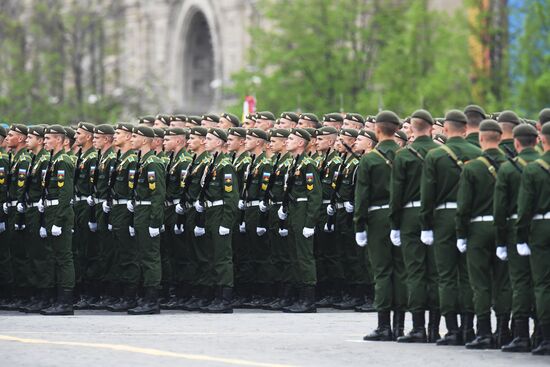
left=0, top=106, right=549, bottom=357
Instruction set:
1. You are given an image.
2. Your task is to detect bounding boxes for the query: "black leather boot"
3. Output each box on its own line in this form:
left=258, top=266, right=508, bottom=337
left=355, top=284, right=375, bottom=312
left=398, top=312, right=427, bottom=343
left=107, top=285, right=138, bottom=312
left=268, top=283, right=295, bottom=311
left=231, top=284, right=251, bottom=308
left=202, top=287, right=234, bottom=313
left=40, top=288, right=74, bottom=315
left=184, top=286, right=213, bottom=311
left=363, top=311, right=393, bottom=341
left=4, top=287, right=27, bottom=311
left=0, top=286, right=14, bottom=310
left=502, top=318, right=531, bottom=353
left=392, top=311, right=405, bottom=340
left=333, top=284, right=363, bottom=310
left=461, top=312, right=476, bottom=344
left=180, top=286, right=202, bottom=310
left=466, top=318, right=494, bottom=349
left=436, top=313, right=463, bottom=346
left=283, top=286, right=317, bottom=313
left=17, top=288, right=37, bottom=312
left=532, top=324, right=550, bottom=356
left=494, top=314, right=513, bottom=348
left=23, top=288, right=55, bottom=313
left=128, top=287, right=160, bottom=315
left=315, top=281, right=334, bottom=308
left=428, top=310, right=441, bottom=343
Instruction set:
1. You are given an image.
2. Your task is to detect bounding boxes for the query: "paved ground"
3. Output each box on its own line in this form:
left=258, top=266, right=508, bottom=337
left=0, top=309, right=546, bottom=367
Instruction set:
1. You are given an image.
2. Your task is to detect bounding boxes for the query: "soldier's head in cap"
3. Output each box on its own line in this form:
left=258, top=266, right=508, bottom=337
left=464, top=104, right=486, bottom=133
left=114, top=123, right=135, bottom=150
left=433, top=117, right=445, bottom=136
left=6, top=124, right=28, bottom=151
left=410, top=109, right=434, bottom=141
left=163, top=127, right=188, bottom=154
left=255, top=111, right=276, bottom=131
left=338, top=128, right=358, bottom=154
left=479, top=119, right=502, bottom=150
left=93, top=124, right=115, bottom=152
left=154, top=114, right=170, bottom=128
left=219, top=113, right=241, bottom=129
left=401, top=116, right=412, bottom=138
left=541, top=120, right=550, bottom=151
left=443, top=109, right=468, bottom=137
left=394, top=130, right=408, bottom=148
left=26, top=126, right=45, bottom=154
left=286, top=128, right=311, bottom=155
left=278, top=112, right=299, bottom=129
left=243, top=113, right=257, bottom=129
left=269, top=128, right=290, bottom=154
left=512, top=123, right=538, bottom=152
left=185, top=116, right=202, bottom=129
left=130, top=125, right=155, bottom=153
left=44, top=125, right=67, bottom=153
left=227, top=127, right=247, bottom=154
left=245, top=128, right=269, bottom=154
left=343, top=113, right=365, bottom=131
left=201, top=113, right=220, bottom=128
left=151, top=127, right=166, bottom=153
left=433, top=133, right=447, bottom=145
left=497, top=110, right=521, bottom=140
left=303, top=128, right=318, bottom=154
left=76, top=122, right=95, bottom=149
left=298, top=113, right=320, bottom=129
left=63, top=126, right=77, bottom=152
left=355, top=129, right=378, bottom=154
left=187, top=127, right=208, bottom=154
left=0, top=125, right=6, bottom=147
left=170, top=115, right=187, bottom=129
left=374, top=110, right=401, bottom=141
left=139, top=116, right=155, bottom=127
left=316, top=126, right=338, bottom=153
left=538, top=108, right=550, bottom=132
left=322, top=113, right=344, bottom=130
left=204, top=128, right=227, bottom=154
left=364, top=115, right=376, bottom=130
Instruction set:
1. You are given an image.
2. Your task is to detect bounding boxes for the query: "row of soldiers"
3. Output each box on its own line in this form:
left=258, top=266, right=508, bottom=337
left=0, top=106, right=549, bottom=356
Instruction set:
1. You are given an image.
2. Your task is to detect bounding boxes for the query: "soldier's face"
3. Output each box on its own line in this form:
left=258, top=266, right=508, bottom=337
left=285, top=134, right=300, bottom=152
left=226, top=135, right=243, bottom=152
left=187, top=135, right=204, bottom=152
left=75, top=128, right=92, bottom=146
left=204, top=134, right=222, bottom=152
left=340, top=136, right=355, bottom=152
left=219, top=118, right=233, bottom=129
left=354, top=136, right=370, bottom=152
left=255, top=119, right=272, bottom=131
left=316, top=135, right=335, bottom=151
left=26, top=135, right=42, bottom=150
left=278, top=118, right=295, bottom=129
left=170, top=121, right=185, bottom=128
left=243, top=119, right=255, bottom=128
left=153, top=120, right=166, bottom=128
left=269, top=137, right=285, bottom=152
left=201, top=120, right=217, bottom=128
left=6, top=131, right=25, bottom=149
left=130, top=133, right=143, bottom=150
left=244, top=135, right=259, bottom=151
left=44, top=134, right=62, bottom=151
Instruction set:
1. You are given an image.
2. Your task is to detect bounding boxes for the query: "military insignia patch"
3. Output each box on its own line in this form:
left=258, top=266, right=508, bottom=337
left=0, top=167, right=5, bottom=185
left=17, top=168, right=27, bottom=187
left=180, top=169, right=187, bottom=188
left=57, top=169, right=65, bottom=188
left=224, top=173, right=233, bottom=192
left=331, top=171, right=339, bottom=189
left=261, top=172, right=270, bottom=191
left=148, top=171, right=156, bottom=190
left=89, top=165, right=96, bottom=183
left=306, top=172, right=314, bottom=191
left=128, top=169, right=135, bottom=189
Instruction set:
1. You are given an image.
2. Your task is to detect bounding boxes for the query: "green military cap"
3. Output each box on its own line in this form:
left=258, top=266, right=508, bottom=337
left=464, top=104, right=486, bottom=118
left=116, top=122, right=134, bottom=132
left=139, top=116, right=156, bottom=125
left=133, top=125, right=155, bottom=138
left=155, top=114, right=171, bottom=125
left=542, top=122, right=550, bottom=135
left=375, top=110, right=401, bottom=126
left=291, top=128, right=311, bottom=141
left=77, top=122, right=95, bottom=133
left=497, top=110, right=520, bottom=125
left=434, top=118, right=445, bottom=127
left=345, top=113, right=365, bottom=124
left=0, top=125, right=6, bottom=137
left=365, top=115, right=376, bottom=123
left=171, top=115, right=187, bottom=122
left=299, top=113, right=319, bottom=123
left=411, top=109, right=434, bottom=125
left=64, top=127, right=75, bottom=139
left=247, top=128, right=269, bottom=141
left=513, top=124, right=538, bottom=138
left=245, top=113, right=257, bottom=121
left=256, top=111, right=276, bottom=121
left=434, top=134, right=447, bottom=144
left=208, top=127, right=227, bottom=142
left=165, top=127, right=186, bottom=136
left=94, top=124, right=115, bottom=135
left=280, top=112, right=300, bottom=123
left=445, top=109, right=468, bottom=124
left=45, top=124, right=66, bottom=135
left=10, top=124, right=28, bottom=135
left=152, top=128, right=165, bottom=138
left=489, top=112, right=501, bottom=120
left=303, top=127, right=317, bottom=138
left=539, top=108, right=550, bottom=124
left=187, top=116, right=202, bottom=126
left=358, top=129, right=378, bottom=143
left=323, top=113, right=344, bottom=123
left=395, top=130, right=408, bottom=142
left=270, top=128, right=290, bottom=138
left=318, top=126, right=338, bottom=135
left=29, top=126, right=45, bottom=137
left=525, top=119, right=537, bottom=127
left=403, top=116, right=411, bottom=124
left=340, top=128, right=358, bottom=138
left=221, top=112, right=241, bottom=127
left=190, top=127, right=208, bottom=137
left=228, top=127, right=247, bottom=138
left=479, top=119, right=502, bottom=134
left=202, top=113, right=220, bottom=124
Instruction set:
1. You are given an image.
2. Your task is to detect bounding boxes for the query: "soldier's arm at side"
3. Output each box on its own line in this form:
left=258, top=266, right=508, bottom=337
left=148, top=161, right=166, bottom=229
left=516, top=165, right=536, bottom=244
left=456, top=165, right=473, bottom=239
left=493, top=166, right=509, bottom=246
left=221, top=165, right=239, bottom=229
left=419, top=151, right=436, bottom=230
left=304, top=162, right=322, bottom=229
left=54, top=159, right=75, bottom=227
left=389, top=152, right=406, bottom=230
left=353, top=156, right=370, bottom=233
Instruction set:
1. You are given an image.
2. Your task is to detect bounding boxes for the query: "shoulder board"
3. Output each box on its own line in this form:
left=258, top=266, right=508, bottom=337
left=217, top=158, right=231, bottom=167
left=301, top=156, right=315, bottom=165
left=145, top=155, right=162, bottom=164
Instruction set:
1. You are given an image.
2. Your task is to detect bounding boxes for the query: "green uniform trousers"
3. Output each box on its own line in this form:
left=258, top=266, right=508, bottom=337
left=0, top=226, right=13, bottom=288
left=205, top=206, right=234, bottom=287
left=96, top=207, right=117, bottom=284
left=25, top=207, right=53, bottom=289
left=73, top=201, right=100, bottom=284
left=184, top=210, right=199, bottom=286
left=7, top=211, right=30, bottom=288
left=269, top=205, right=293, bottom=284
left=111, top=204, right=139, bottom=286
left=529, top=220, right=550, bottom=325
left=245, top=207, right=274, bottom=285
left=134, top=205, right=161, bottom=288
left=315, top=206, right=345, bottom=284
left=44, top=208, right=75, bottom=289
left=337, top=208, right=371, bottom=286
left=288, top=202, right=317, bottom=286
left=161, top=206, right=176, bottom=286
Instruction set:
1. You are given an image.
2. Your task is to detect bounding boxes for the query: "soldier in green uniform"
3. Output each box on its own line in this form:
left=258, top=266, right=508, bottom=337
left=278, top=112, right=299, bottom=130
left=104, top=123, right=139, bottom=312
left=126, top=125, right=165, bottom=315
left=39, top=125, right=75, bottom=315
left=497, top=111, right=521, bottom=157
left=298, top=113, right=321, bottom=129
left=420, top=110, right=482, bottom=345
left=456, top=120, right=512, bottom=349
left=0, top=126, right=12, bottom=307
left=343, top=113, right=365, bottom=131
left=516, top=122, right=550, bottom=355
left=464, top=104, right=486, bottom=148
left=494, top=124, right=540, bottom=352
left=355, top=111, right=406, bottom=341
left=278, top=128, right=322, bottom=313
left=390, top=110, right=441, bottom=343
left=254, top=112, right=276, bottom=132
left=353, top=129, right=377, bottom=155
left=322, top=113, right=344, bottom=130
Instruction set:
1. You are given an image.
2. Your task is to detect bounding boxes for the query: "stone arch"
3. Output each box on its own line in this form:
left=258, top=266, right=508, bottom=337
left=169, top=0, right=223, bottom=114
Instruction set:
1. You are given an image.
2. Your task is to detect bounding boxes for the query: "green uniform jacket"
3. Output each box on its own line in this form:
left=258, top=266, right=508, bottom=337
left=45, top=150, right=75, bottom=227
left=95, top=147, right=117, bottom=200
left=8, top=148, right=32, bottom=204
left=516, top=150, right=550, bottom=244
left=456, top=148, right=506, bottom=239
left=499, top=139, right=517, bottom=158
left=233, top=152, right=252, bottom=194
left=334, top=153, right=359, bottom=202
left=288, top=154, right=322, bottom=229
left=466, top=132, right=480, bottom=147
left=135, top=150, right=165, bottom=228
left=75, top=147, right=97, bottom=197
left=493, top=147, right=539, bottom=245
left=204, top=153, right=239, bottom=228
left=27, top=149, right=50, bottom=203
left=187, top=151, right=211, bottom=203
left=354, top=139, right=399, bottom=232
left=319, top=151, right=343, bottom=201
left=420, top=137, right=482, bottom=230
left=271, top=152, right=293, bottom=202
left=113, top=150, right=137, bottom=200
left=0, top=149, right=10, bottom=209
left=166, top=148, right=193, bottom=201
left=247, top=152, right=272, bottom=201
left=389, top=136, right=438, bottom=230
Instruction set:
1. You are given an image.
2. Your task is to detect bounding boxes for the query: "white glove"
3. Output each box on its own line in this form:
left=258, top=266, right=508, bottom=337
left=174, top=224, right=184, bottom=235
left=2, top=203, right=8, bottom=214
left=149, top=227, right=160, bottom=237
left=160, top=224, right=165, bottom=233
left=88, top=221, right=97, bottom=232
left=239, top=222, right=246, bottom=233
left=259, top=201, right=268, bottom=213
left=129, top=226, right=135, bottom=237
left=14, top=224, right=25, bottom=231
left=277, top=206, right=287, bottom=220
left=194, top=226, right=205, bottom=237
left=238, top=200, right=246, bottom=210
left=344, top=201, right=354, bottom=213
left=219, top=226, right=230, bottom=236
left=16, top=203, right=25, bottom=213
left=256, top=227, right=267, bottom=236
left=39, top=226, right=47, bottom=238
left=278, top=228, right=288, bottom=237
left=126, top=201, right=134, bottom=213
left=175, top=203, right=185, bottom=215
left=324, top=223, right=334, bottom=232
left=102, top=201, right=111, bottom=213
left=194, top=201, right=205, bottom=213
left=86, top=195, right=95, bottom=206
left=517, top=243, right=531, bottom=256
left=390, top=230, right=401, bottom=247
left=420, top=230, right=434, bottom=246
left=326, top=204, right=336, bottom=216
left=303, top=227, right=315, bottom=238
left=496, top=246, right=508, bottom=261
left=0, top=222, right=5, bottom=233
left=107, top=224, right=113, bottom=231
left=37, top=199, right=45, bottom=213
left=355, top=231, right=367, bottom=247
left=51, top=225, right=62, bottom=237
left=456, top=238, right=467, bottom=253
